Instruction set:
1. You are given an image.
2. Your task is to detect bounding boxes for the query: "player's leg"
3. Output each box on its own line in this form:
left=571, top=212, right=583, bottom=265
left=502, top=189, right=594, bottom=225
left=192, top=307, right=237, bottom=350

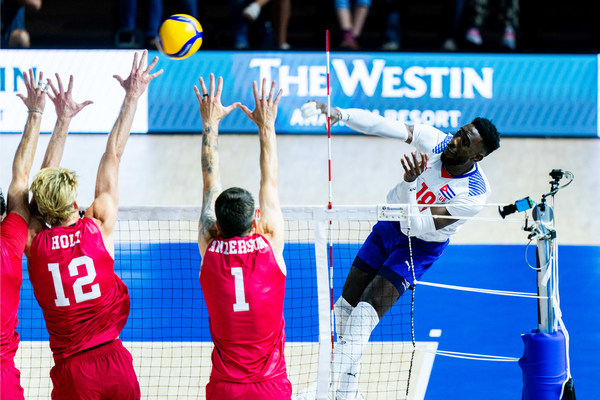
left=334, top=228, right=447, bottom=398
left=333, top=274, right=408, bottom=400
left=335, top=220, right=397, bottom=339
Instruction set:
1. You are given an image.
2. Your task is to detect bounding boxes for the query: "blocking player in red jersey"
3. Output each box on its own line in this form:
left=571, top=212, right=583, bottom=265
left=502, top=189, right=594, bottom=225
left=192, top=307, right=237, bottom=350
left=195, top=74, right=291, bottom=399
left=1, top=69, right=46, bottom=400
left=25, top=51, right=163, bottom=400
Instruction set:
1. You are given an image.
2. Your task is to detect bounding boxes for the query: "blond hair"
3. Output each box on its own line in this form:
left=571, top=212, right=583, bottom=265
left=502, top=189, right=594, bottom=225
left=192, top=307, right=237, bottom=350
left=31, top=167, right=79, bottom=226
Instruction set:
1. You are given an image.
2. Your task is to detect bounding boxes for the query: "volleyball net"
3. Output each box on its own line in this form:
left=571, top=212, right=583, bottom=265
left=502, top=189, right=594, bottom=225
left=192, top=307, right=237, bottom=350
left=15, top=196, right=572, bottom=399
left=16, top=205, right=424, bottom=399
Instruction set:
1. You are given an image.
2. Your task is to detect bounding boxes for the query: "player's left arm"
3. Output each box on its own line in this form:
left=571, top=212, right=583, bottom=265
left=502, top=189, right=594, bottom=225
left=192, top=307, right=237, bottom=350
left=10, top=69, right=45, bottom=222
left=27, top=73, right=94, bottom=251
left=392, top=152, right=460, bottom=235
left=40, top=74, right=93, bottom=169
left=238, top=80, right=285, bottom=268
left=85, top=51, right=163, bottom=252
left=194, top=74, right=240, bottom=257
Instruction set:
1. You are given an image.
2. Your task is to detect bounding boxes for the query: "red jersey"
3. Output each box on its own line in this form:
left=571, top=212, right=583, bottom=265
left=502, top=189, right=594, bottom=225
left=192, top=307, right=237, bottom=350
left=1, top=213, right=27, bottom=364
left=200, top=233, right=287, bottom=383
left=28, top=218, right=130, bottom=360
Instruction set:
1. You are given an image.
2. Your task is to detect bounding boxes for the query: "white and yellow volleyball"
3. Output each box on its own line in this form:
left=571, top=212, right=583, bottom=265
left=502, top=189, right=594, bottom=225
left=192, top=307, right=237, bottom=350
left=157, top=14, right=203, bottom=59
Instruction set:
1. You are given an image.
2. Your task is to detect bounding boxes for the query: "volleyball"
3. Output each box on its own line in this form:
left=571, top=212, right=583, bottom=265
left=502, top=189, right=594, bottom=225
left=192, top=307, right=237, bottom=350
left=157, top=14, right=203, bottom=59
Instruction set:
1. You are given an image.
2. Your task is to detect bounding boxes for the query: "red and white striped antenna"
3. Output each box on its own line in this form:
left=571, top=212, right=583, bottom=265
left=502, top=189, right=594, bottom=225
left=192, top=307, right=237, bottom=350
left=326, top=30, right=336, bottom=355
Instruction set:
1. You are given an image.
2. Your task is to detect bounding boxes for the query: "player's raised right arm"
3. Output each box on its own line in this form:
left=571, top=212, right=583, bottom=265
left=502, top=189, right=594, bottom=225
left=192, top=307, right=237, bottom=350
left=85, top=51, right=163, bottom=238
left=238, top=79, right=285, bottom=259
left=195, top=74, right=240, bottom=256
left=301, top=100, right=414, bottom=143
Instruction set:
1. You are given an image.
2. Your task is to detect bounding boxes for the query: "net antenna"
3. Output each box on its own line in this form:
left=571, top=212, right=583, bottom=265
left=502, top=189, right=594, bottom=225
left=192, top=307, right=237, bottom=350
left=325, top=27, right=336, bottom=373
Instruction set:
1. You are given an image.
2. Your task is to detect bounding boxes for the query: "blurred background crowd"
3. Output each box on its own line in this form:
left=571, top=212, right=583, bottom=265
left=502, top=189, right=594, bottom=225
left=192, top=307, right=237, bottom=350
left=2, top=0, right=599, bottom=53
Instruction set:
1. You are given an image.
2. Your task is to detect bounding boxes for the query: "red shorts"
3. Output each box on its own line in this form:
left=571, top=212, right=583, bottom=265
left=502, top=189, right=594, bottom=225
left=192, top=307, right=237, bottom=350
left=50, top=339, right=140, bottom=400
left=206, top=375, right=292, bottom=400
left=0, top=361, right=25, bottom=400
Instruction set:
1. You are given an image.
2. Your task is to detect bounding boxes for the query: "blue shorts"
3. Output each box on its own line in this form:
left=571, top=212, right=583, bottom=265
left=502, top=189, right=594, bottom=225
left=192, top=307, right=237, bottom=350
left=354, top=221, right=449, bottom=291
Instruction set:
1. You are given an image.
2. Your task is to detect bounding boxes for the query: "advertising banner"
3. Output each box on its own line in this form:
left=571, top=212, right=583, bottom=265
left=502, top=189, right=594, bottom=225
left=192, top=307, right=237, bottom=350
left=1, top=50, right=597, bottom=136
left=0, top=50, right=149, bottom=133
left=149, top=51, right=598, bottom=137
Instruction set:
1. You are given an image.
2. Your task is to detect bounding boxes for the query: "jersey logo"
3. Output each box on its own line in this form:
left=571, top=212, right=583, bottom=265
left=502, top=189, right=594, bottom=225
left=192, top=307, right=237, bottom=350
left=432, top=135, right=452, bottom=154
left=439, top=184, right=456, bottom=200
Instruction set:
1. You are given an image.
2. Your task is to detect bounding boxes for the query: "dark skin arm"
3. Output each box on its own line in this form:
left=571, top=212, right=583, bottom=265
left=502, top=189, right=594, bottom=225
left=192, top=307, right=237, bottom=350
left=401, top=151, right=457, bottom=230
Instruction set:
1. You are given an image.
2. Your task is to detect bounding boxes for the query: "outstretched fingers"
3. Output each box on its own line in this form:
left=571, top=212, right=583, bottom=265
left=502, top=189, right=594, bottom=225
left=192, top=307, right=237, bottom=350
left=113, top=74, right=125, bottom=86
left=198, top=77, right=208, bottom=97
left=67, top=75, right=74, bottom=92
left=47, top=79, right=59, bottom=101
left=145, top=55, right=159, bottom=74
left=131, top=52, right=139, bottom=75
left=273, top=88, right=283, bottom=106
left=251, top=81, right=260, bottom=105
left=208, top=73, right=215, bottom=99
left=267, top=80, right=276, bottom=103
left=215, top=76, right=223, bottom=100
left=193, top=85, right=202, bottom=102
left=238, top=103, right=254, bottom=120
left=56, top=73, right=65, bottom=94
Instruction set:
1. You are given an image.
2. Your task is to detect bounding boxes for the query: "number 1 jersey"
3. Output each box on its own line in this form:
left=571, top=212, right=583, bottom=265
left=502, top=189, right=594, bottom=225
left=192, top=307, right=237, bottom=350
left=200, top=233, right=288, bottom=383
left=28, top=218, right=130, bottom=360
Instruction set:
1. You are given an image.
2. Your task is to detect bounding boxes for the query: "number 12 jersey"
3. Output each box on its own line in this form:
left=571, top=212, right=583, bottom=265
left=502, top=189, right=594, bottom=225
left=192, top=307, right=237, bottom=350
left=28, top=218, right=130, bottom=360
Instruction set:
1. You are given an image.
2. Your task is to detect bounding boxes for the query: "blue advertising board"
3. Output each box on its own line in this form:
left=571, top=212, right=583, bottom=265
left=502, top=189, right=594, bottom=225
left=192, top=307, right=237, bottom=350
left=149, top=51, right=599, bottom=137
left=0, top=50, right=597, bottom=136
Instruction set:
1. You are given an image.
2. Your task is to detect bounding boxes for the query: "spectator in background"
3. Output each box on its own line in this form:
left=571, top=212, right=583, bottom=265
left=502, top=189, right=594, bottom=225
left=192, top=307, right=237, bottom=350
left=115, top=0, right=198, bottom=49
left=441, top=0, right=467, bottom=51
left=464, top=0, right=519, bottom=50
left=335, top=0, right=370, bottom=50
left=1, top=0, right=41, bottom=48
left=381, top=0, right=401, bottom=51
left=231, top=0, right=290, bottom=50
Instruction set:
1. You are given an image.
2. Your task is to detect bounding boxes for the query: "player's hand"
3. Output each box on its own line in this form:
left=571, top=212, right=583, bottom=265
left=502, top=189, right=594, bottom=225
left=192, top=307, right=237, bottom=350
left=401, top=152, right=428, bottom=182
left=17, top=69, right=47, bottom=113
left=238, top=78, right=282, bottom=130
left=194, top=74, right=240, bottom=128
left=113, top=50, right=163, bottom=99
left=47, top=74, right=93, bottom=120
left=301, top=100, right=342, bottom=126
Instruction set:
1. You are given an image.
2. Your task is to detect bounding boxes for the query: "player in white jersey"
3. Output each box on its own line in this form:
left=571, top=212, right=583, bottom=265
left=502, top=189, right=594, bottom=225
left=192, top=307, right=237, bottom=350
left=297, top=101, right=500, bottom=400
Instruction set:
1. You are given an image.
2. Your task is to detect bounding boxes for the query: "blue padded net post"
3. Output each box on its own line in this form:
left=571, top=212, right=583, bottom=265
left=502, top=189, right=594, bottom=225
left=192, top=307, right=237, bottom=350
left=519, top=329, right=567, bottom=400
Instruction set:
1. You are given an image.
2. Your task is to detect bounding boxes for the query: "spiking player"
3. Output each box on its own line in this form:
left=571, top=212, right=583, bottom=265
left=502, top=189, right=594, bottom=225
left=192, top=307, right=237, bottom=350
left=25, top=51, right=162, bottom=400
left=1, top=69, right=45, bottom=400
left=298, top=101, right=500, bottom=400
left=196, top=75, right=292, bottom=399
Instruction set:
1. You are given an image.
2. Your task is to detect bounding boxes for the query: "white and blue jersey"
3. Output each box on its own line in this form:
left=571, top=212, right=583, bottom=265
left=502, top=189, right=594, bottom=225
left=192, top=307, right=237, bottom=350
left=355, top=124, right=491, bottom=289
left=386, top=124, right=491, bottom=243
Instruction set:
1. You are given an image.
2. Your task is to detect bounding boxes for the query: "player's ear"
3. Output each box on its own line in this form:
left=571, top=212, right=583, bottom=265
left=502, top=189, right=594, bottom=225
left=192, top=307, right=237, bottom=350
left=215, top=221, right=222, bottom=235
left=73, top=200, right=79, bottom=210
left=471, top=153, right=484, bottom=162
